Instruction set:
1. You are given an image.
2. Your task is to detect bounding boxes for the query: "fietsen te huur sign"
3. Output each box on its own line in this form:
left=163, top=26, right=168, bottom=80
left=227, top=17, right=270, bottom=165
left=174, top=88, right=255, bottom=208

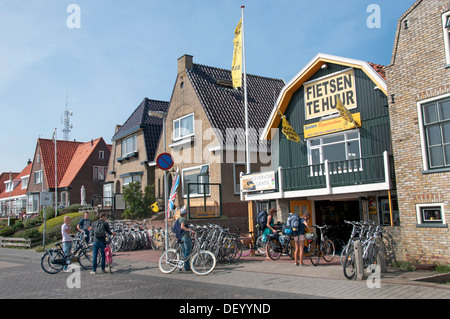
left=304, top=69, right=357, bottom=120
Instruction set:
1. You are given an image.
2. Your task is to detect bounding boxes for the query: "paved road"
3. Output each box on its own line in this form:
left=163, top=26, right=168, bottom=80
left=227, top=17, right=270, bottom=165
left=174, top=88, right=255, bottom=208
left=1, top=247, right=449, bottom=303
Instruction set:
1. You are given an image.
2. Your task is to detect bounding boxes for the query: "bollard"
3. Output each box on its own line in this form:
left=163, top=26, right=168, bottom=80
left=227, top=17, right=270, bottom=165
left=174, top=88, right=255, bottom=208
left=376, top=237, right=387, bottom=273
left=353, top=240, right=365, bottom=280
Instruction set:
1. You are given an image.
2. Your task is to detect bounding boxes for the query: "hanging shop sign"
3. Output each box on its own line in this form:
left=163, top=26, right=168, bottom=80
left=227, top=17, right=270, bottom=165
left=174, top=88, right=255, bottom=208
left=304, top=69, right=357, bottom=120
left=303, top=112, right=361, bottom=139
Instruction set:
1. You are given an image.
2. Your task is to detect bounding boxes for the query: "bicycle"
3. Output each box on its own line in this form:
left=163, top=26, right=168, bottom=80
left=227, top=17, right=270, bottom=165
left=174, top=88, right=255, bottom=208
left=41, top=239, right=98, bottom=274
left=266, top=230, right=294, bottom=261
left=158, top=231, right=216, bottom=276
left=343, top=222, right=383, bottom=280
left=307, top=225, right=335, bottom=266
left=239, top=231, right=266, bottom=257
left=105, top=237, right=113, bottom=273
left=340, top=220, right=364, bottom=265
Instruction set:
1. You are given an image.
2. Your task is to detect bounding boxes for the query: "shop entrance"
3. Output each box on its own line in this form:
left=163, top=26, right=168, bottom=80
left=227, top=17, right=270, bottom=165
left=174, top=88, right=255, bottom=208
left=314, top=200, right=360, bottom=245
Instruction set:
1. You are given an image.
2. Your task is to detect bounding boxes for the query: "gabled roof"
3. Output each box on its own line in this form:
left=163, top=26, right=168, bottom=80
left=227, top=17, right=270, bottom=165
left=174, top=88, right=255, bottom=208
left=39, top=139, right=81, bottom=189
left=261, top=53, right=387, bottom=140
left=112, top=98, right=169, bottom=162
left=59, top=138, right=105, bottom=188
left=0, top=162, right=32, bottom=199
left=186, top=63, right=285, bottom=148
left=0, top=172, right=19, bottom=194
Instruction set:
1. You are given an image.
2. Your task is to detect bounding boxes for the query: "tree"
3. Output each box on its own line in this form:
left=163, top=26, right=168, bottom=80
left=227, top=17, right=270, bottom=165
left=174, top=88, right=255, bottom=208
left=122, top=182, right=156, bottom=219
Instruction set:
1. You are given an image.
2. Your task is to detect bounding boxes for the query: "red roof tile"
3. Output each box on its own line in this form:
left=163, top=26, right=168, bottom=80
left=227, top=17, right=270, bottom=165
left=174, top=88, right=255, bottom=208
left=0, top=162, right=32, bottom=199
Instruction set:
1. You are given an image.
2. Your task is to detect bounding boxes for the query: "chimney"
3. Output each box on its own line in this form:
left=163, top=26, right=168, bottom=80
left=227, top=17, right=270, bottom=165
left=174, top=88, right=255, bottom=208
left=178, top=54, right=193, bottom=74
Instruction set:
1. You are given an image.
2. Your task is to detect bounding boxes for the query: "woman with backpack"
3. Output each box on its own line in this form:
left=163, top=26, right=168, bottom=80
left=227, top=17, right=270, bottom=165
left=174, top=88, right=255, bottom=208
left=262, top=208, right=278, bottom=260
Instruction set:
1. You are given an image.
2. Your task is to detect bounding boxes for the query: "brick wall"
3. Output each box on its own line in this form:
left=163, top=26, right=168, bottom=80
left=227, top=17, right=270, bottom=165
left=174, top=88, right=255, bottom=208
left=385, top=0, right=450, bottom=263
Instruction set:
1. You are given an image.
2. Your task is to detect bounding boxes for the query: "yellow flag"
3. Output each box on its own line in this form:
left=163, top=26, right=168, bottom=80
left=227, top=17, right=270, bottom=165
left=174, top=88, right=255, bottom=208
left=281, top=113, right=300, bottom=143
left=336, top=97, right=357, bottom=128
left=232, top=19, right=242, bottom=88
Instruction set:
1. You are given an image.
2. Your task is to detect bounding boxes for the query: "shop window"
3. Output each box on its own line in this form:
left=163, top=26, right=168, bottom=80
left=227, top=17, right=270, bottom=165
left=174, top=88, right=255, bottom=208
left=308, top=130, right=361, bottom=175
left=416, top=203, right=447, bottom=227
left=182, top=164, right=209, bottom=197
left=419, top=97, right=450, bottom=171
left=173, top=113, right=194, bottom=141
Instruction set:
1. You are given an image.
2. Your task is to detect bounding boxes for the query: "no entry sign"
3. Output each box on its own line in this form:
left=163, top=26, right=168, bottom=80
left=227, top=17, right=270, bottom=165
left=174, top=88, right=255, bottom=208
left=156, top=152, right=174, bottom=171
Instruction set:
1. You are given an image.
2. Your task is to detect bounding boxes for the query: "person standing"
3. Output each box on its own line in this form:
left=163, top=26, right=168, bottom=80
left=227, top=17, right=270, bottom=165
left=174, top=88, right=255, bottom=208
left=77, top=212, right=91, bottom=244
left=178, top=207, right=195, bottom=271
left=61, top=215, right=73, bottom=272
left=295, top=212, right=310, bottom=266
left=90, top=214, right=113, bottom=274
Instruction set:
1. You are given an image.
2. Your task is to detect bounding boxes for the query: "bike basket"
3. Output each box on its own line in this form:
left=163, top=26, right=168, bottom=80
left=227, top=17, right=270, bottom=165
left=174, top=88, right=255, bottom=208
left=305, top=233, right=317, bottom=240
left=240, top=233, right=252, bottom=245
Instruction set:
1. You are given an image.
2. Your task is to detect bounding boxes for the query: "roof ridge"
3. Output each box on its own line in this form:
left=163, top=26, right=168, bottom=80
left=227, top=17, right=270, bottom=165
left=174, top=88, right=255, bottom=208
left=193, top=63, right=283, bottom=82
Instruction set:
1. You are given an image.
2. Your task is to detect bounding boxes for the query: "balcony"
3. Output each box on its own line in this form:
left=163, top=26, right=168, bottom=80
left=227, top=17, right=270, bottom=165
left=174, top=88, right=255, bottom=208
left=243, top=151, right=395, bottom=200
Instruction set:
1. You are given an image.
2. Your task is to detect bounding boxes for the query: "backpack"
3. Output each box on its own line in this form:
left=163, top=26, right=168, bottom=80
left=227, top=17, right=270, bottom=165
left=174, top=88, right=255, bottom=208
left=93, top=220, right=106, bottom=238
left=172, top=218, right=185, bottom=239
left=286, top=214, right=300, bottom=232
left=256, top=210, right=268, bottom=230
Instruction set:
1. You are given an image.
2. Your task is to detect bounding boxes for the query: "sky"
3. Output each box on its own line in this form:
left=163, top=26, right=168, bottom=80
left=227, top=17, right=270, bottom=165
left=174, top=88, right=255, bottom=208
left=0, top=0, right=416, bottom=173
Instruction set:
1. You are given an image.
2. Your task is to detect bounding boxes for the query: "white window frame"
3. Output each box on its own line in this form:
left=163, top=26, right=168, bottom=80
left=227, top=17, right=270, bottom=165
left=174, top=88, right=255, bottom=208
left=173, top=113, right=194, bottom=141
left=121, top=134, right=137, bottom=157
left=442, top=11, right=450, bottom=66
left=415, top=203, right=446, bottom=227
left=34, top=170, right=42, bottom=184
left=99, top=150, right=104, bottom=159
left=182, top=164, right=210, bottom=198
left=307, top=130, right=362, bottom=175
left=417, top=93, right=450, bottom=171
left=233, top=163, right=246, bottom=195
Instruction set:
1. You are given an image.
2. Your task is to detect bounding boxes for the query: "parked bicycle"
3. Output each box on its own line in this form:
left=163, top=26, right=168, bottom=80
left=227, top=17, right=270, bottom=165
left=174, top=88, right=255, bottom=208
left=343, top=221, right=384, bottom=280
left=307, top=225, right=335, bottom=266
left=266, top=229, right=294, bottom=261
left=239, top=231, right=266, bottom=257
left=41, top=237, right=97, bottom=274
left=158, top=230, right=216, bottom=276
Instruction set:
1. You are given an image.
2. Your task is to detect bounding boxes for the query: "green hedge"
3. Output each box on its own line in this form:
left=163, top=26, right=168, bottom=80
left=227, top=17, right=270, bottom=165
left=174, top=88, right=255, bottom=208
left=38, top=212, right=83, bottom=234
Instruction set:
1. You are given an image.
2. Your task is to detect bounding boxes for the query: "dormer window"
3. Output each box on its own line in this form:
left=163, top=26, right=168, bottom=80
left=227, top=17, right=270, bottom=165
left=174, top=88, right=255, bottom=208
left=173, top=113, right=194, bottom=141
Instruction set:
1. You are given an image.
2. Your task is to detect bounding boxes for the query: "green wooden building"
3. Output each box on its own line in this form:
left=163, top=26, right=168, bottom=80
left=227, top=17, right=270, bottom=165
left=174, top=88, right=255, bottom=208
left=243, top=54, right=398, bottom=236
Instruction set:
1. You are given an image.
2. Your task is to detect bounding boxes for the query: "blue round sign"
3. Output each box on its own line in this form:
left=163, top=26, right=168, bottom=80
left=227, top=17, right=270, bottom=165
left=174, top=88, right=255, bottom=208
left=156, top=152, right=174, bottom=170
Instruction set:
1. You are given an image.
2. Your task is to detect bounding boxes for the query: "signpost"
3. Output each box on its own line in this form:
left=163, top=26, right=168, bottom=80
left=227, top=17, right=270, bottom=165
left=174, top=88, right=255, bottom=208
left=40, top=191, right=53, bottom=249
left=156, top=152, right=174, bottom=250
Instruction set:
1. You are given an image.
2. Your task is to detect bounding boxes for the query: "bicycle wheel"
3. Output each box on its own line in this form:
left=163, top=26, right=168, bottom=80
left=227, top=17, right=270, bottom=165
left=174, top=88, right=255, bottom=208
left=78, top=246, right=100, bottom=270
left=158, top=248, right=179, bottom=274
left=240, top=242, right=252, bottom=257
left=340, top=243, right=350, bottom=266
left=322, top=239, right=335, bottom=262
left=343, top=247, right=356, bottom=280
left=41, top=251, right=64, bottom=274
left=267, top=238, right=281, bottom=260
left=309, top=240, right=320, bottom=266
left=190, top=250, right=216, bottom=276
left=287, top=239, right=294, bottom=259
left=255, top=235, right=266, bottom=255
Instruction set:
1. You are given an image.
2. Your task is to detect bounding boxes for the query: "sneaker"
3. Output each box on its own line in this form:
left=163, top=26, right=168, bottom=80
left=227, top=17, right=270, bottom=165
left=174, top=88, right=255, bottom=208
left=90, top=271, right=96, bottom=274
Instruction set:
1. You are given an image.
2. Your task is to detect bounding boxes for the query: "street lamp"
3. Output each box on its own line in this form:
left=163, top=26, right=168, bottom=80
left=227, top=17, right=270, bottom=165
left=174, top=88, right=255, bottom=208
left=148, top=110, right=170, bottom=249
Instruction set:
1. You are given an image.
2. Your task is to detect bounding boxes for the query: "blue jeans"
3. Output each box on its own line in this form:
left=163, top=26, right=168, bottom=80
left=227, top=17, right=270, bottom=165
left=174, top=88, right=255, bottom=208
left=62, top=242, right=72, bottom=270
left=180, top=236, right=192, bottom=271
left=92, top=241, right=105, bottom=272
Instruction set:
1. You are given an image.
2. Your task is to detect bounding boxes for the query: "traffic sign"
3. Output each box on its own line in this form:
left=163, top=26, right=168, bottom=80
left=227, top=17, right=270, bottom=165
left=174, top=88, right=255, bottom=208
left=156, top=152, right=174, bottom=171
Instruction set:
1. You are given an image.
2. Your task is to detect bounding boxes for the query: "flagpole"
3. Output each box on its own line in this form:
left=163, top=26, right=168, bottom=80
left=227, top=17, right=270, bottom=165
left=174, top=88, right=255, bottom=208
left=54, top=128, right=58, bottom=218
left=241, top=5, right=250, bottom=174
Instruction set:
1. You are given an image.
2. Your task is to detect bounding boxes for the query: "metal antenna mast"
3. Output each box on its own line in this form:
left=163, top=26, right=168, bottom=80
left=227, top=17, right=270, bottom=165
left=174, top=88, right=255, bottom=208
left=61, top=94, right=73, bottom=141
